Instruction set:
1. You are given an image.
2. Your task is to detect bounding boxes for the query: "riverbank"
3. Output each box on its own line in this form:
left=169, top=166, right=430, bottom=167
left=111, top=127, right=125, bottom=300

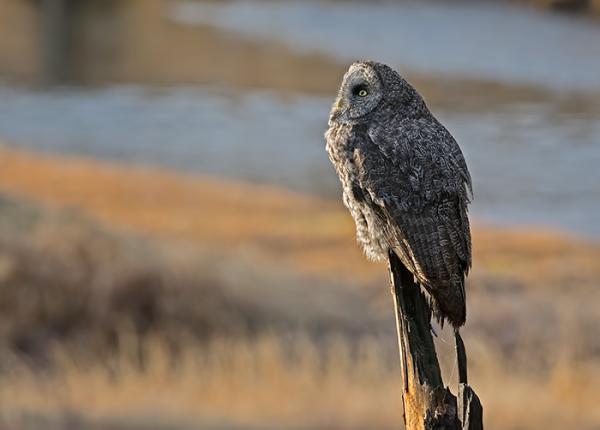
left=1, top=145, right=599, bottom=287
left=523, top=0, right=600, bottom=14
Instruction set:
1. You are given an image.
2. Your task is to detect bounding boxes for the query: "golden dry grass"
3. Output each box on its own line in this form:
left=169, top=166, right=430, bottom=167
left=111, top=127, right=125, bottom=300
left=0, top=145, right=361, bottom=279
left=1, top=336, right=403, bottom=430
left=2, top=334, right=600, bottom=430
left=1, top=145, right=599, bottom=290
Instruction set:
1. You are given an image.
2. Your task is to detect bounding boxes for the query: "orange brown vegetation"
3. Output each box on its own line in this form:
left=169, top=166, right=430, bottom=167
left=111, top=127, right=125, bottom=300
left=1, top=145, right=599, bottom=289
left=2, top=335, right=600, bottom=430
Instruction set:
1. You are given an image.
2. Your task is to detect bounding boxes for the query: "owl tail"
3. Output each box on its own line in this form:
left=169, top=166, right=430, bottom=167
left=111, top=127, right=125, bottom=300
left=429, top=276, right=466, bottom=329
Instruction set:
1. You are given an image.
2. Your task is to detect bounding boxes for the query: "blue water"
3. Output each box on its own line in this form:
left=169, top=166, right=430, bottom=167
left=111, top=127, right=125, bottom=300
left=1, top=84, right=599, bottom=238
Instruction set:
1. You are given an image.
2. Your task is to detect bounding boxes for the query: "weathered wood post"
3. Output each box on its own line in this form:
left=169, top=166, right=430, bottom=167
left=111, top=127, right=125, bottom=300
left=388, top=251, right=483, bottom=429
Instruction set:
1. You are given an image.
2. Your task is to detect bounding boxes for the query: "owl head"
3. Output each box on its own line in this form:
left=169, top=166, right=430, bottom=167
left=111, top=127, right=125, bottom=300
left=329, top=61, right=426, bottom=125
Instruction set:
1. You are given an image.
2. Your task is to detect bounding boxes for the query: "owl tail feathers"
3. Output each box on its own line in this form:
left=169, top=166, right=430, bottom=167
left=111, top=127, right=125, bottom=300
left=429, top=279, right=466, bottom=329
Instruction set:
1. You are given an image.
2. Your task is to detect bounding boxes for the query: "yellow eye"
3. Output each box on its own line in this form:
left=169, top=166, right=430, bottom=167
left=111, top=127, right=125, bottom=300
left=358, top=89, right=368, bottom=97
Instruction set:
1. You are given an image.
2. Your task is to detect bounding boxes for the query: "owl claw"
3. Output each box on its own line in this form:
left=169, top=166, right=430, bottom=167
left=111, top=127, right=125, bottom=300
left=430, top=325, right=438, bottom=337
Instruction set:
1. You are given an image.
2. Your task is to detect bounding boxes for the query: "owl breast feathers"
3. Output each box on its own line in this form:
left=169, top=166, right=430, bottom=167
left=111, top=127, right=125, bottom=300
left=325, top=61, right=472, bottom=328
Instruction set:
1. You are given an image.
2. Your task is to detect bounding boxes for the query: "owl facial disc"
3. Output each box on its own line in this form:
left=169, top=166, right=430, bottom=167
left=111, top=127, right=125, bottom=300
left=329, top=62, right=383, bottom=123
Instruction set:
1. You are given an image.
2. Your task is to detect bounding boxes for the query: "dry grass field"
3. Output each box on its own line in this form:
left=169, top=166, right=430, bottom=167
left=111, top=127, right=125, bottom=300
left=0, top=146, right=599, bottom=429
left=3, top=335, right=600, bottom=430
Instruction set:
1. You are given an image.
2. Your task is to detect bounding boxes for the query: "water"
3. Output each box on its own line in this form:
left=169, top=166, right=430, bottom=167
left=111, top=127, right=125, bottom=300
left=1, top=84, right=599, bottom=238
left=171, top=0, right=600, bottom=91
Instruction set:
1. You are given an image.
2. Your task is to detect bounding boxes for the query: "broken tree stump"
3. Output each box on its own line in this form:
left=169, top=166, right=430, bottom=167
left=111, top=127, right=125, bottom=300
left=388, top=252, right=483, bottom=430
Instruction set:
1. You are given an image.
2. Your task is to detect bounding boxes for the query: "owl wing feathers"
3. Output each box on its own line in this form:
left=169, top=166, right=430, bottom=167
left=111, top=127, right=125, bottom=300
left=355, top=119, right=472, bottom=326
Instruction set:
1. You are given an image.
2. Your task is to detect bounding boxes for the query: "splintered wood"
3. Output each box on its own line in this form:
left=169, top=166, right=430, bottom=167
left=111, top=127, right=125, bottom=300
left=388, top=253, right=483, bottom=430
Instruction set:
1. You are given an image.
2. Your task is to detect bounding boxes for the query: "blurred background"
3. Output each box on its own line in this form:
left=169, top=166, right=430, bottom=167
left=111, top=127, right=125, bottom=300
left=0, top=0, right=599, bottom=429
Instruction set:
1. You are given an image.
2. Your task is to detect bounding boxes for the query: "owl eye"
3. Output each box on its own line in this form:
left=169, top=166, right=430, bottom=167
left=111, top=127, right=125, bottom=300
left=352, top=84, right=369, bottom=97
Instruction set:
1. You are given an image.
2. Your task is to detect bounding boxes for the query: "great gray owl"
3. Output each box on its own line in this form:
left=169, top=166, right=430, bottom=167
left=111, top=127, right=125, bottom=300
left=325, top=61, right=472, bottom=328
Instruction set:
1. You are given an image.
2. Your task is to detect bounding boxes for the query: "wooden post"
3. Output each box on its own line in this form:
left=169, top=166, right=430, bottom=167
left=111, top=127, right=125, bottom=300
left=388, top=251, right=483, bottom=429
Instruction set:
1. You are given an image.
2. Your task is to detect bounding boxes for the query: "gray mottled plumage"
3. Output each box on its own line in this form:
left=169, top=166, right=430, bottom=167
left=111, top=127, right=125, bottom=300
left=325, top=61, right=472, bottom=327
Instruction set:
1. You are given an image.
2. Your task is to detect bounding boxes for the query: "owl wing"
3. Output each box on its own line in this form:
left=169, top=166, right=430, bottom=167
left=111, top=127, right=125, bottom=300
left=356, top=118, right=472, bottom=326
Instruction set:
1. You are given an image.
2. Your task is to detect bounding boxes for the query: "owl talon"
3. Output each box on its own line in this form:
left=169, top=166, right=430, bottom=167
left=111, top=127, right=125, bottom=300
left=430, top=325, right=438, bottom=337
